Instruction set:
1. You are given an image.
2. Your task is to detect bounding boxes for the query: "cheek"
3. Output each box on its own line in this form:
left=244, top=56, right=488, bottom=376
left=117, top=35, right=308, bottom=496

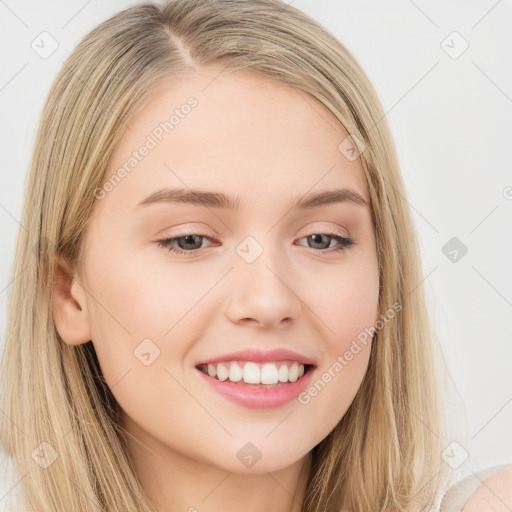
left=299, top=261, right=378, bottom=426
left=82, top=253, right=201, bottom=436
left=82, top=248, right=212, bottom=391
left=85, top=247, right=201, bottom=340
left=312, top=259, right=379, bottom=349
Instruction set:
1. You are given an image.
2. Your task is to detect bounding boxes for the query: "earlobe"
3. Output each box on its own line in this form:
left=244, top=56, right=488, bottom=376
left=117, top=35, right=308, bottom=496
left=51, top=255, right=92, bottom=345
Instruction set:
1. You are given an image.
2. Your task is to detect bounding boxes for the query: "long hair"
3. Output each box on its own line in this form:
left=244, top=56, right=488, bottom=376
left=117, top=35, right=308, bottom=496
left=1, top=0, right=455, bottom=510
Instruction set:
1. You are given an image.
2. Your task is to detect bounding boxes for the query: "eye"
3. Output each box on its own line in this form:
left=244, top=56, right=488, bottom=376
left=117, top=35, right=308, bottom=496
left=296, top=232, right=355, bottom=253
left=157, top=230, right=355, bottom=257
left=156, top=232, right=216, bottom=256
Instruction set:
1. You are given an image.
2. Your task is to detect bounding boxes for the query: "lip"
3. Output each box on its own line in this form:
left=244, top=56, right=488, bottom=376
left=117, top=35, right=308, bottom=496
left=196, top=364, right=316, bottom=409
left=196, top=348, right=316, bottom=366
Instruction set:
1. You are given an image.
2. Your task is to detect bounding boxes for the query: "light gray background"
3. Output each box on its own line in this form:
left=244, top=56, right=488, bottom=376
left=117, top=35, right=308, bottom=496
left=1, top=0, right=511, bottom=490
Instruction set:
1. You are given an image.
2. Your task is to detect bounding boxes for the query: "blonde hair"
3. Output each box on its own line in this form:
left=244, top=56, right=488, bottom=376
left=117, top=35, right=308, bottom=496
left=1, top=0, right=455, bottom=510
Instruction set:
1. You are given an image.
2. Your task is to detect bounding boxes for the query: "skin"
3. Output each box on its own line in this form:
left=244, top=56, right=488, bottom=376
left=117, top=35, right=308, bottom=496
left=52, top=67, right=380, bottom=512
left=461, top=468, right=512, bottom=511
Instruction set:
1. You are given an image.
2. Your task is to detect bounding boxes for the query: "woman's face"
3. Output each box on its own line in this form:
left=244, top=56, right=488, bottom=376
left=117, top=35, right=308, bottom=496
left=72, top=68, right=379, bottom=474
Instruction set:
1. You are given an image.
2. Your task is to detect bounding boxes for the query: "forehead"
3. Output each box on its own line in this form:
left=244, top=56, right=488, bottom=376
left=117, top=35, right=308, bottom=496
left=98, top=68, right=370, bottom=214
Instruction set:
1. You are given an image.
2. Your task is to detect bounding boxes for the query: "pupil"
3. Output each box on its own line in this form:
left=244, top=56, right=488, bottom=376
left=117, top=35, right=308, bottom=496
left=310, top=234, right=328, bottom=249
left=181, top=235, right=200, bottom=249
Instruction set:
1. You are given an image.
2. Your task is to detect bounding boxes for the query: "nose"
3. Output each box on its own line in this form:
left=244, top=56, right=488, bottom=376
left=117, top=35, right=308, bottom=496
left=224, top=247, right=302, bottom=329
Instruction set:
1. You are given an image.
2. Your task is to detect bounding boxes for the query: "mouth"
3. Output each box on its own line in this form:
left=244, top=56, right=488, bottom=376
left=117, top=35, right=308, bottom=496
left=194, top=360, right=316, bottom=409
left=195, top=361, right=316, bottom=388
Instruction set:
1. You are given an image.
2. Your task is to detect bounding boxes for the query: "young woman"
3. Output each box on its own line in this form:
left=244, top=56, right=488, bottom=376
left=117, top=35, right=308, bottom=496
left=1, top=1, right=510, bottom=510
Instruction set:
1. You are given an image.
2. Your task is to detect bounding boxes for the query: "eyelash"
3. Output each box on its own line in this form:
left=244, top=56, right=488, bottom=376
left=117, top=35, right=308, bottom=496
left=156, top=230, right=355, bottom=256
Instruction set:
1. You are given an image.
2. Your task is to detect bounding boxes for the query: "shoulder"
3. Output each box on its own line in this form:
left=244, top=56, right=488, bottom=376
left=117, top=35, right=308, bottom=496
left=461, top=466, right=512, bottom=511
left=440, top=465, right=512, bottom=512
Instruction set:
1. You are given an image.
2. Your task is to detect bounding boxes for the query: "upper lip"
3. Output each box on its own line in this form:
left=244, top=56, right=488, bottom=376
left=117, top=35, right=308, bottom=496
left=196, top=348, right=316, bottom=367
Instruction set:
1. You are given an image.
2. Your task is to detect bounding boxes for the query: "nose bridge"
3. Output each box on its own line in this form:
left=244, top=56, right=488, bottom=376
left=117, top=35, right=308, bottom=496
left=225, top=234, right=301, bottom=326
left=235, top=233, right=286, bottom=285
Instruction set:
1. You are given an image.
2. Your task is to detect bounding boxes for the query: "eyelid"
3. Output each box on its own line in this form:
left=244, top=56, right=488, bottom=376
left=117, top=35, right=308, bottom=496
left=156, top=226, right=354, bottom=257
left=157, top=225, right=349, bottom=243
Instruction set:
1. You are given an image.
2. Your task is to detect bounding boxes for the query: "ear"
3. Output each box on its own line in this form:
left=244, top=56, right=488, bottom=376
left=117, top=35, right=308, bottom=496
left=51, top=255, right=92, bottom=345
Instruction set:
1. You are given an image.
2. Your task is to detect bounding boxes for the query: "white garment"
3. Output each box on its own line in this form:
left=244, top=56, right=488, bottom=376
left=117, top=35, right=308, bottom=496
left=439, top=463, right=512, bottom=512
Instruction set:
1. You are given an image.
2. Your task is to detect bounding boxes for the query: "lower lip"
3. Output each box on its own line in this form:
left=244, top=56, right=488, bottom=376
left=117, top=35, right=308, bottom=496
left=195, top=365, right=315, bottom=409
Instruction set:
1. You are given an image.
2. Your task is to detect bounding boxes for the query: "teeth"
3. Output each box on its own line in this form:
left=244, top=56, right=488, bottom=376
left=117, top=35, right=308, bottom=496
left=243, top=362, right=261, bottom=384
left=229, top=363, right=243, bottom=382
left=288, top=362, right=299, bottom=382
left=216, top=363, right=229, bottom=381
left=207, top=364, right=217, bottom=378
left=200, top=361, right=307, bottom=385
left=261, top=363, right=279, bottom=384
left=278, top=364, right=289, bottom=382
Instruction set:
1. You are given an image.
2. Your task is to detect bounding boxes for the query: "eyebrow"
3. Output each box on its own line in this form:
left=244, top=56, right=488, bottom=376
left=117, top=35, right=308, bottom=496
left=136, top=187, right=369, bottom=211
